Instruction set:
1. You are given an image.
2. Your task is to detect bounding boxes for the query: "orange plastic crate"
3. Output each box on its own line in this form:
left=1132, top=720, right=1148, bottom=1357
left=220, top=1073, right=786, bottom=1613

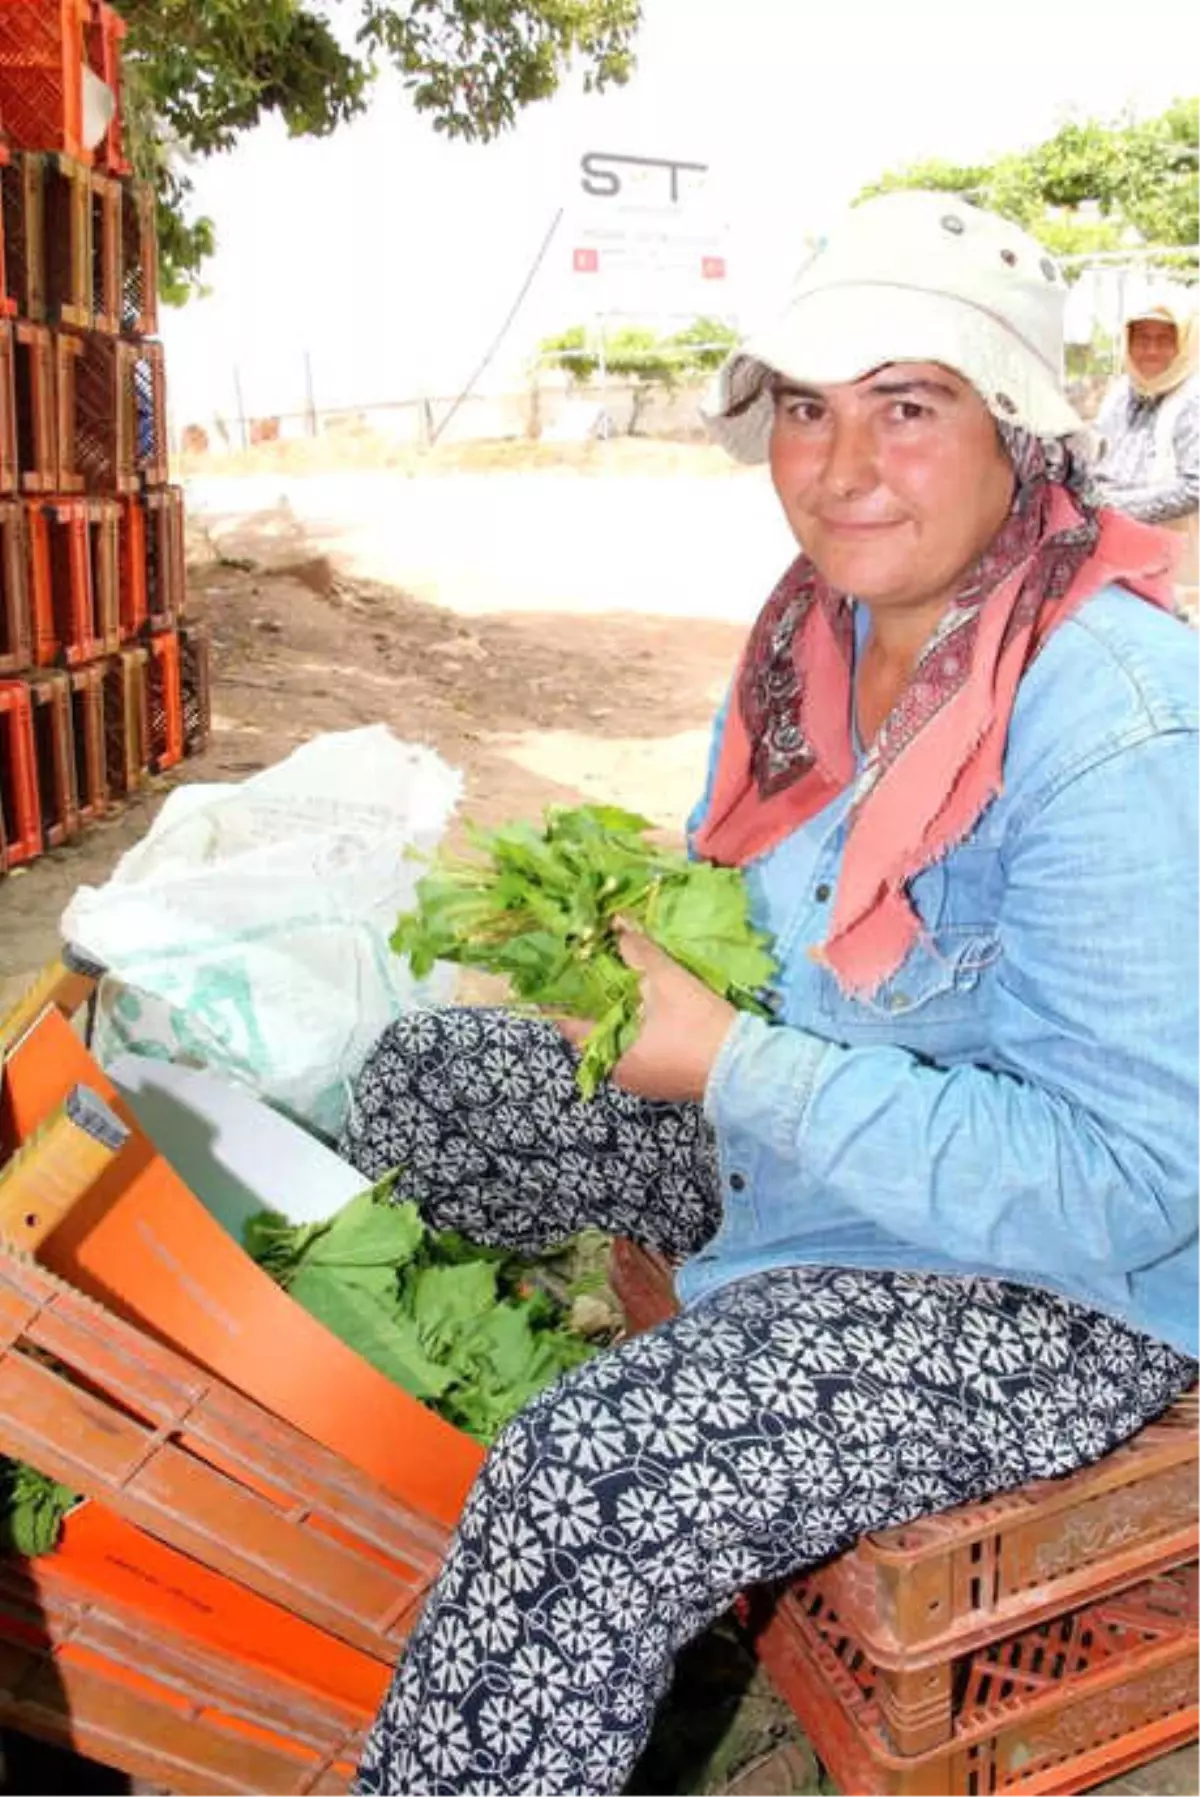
left=180, top=618, right=211, bottom=755
left=747, top=1567, right=1198, bottom=1794
left=89, top=165, right=121, bottom=331
left=0, top=319, right=17, bottom=494
left=119, top=176, right=158, bottom=336
left=68, top=659, right=104, bottom=820
left=53, top=326, right=86, bottom=492
left=610, top=1241, right=1199, bottom=1666
left=30, top=495, right=96, bottom=665
left=1, top=996, right=485, bottom=1534
left=146, top=626, right=183, bottom=771
left=86, top=492, right=119, bottom=653
left=13, top=318, right=56, bottom=492
left=0, top=141, right=13, bottom=321
left=0, top=146, right=45, bottom=319
left=43, top=150, right=92, bottom=328
left=0, top=495, right=28, bottom=672
left=0, top=1239, right=455, bottom=1665
left=0, top=674, right=41, bottom=864
left=0, top=1527, right=371, bottom=1795
left=134, top=337, right=168, bottom=485
left=116, top=488, right=145, bottom=635
left=144, top=482, right=184, bottom=625
left=67, top=325, right=138, bottom=492
left=101, top=641, right=147, bottom=793
left=807, top=1394, right=1198, bottom=1671
left=0, top=0, right=93, bottom=163
left=83, top=0, right=129, bottom=176
left=28, top=666, right=78, bottom=846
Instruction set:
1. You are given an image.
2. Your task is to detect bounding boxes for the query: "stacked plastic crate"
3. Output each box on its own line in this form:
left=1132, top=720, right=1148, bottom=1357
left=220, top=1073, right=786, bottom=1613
left=0, top=964, right=478, bottom=1792
left=611, top=1240, right=1199, bottom=1796
left=0, top=0, right=210, bottom=876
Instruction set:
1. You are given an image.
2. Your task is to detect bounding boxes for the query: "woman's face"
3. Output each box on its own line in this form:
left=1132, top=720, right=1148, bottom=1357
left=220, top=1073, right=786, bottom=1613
left=767, top=362, right=1016, bottom=615
left=1128, top=319, right=1179, bottom=380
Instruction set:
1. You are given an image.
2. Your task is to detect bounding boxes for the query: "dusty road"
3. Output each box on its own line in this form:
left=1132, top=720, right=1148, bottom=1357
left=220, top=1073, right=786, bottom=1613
left=1, top=457, right=785, bottom=995
left=185, top=465, right=793, bottom=622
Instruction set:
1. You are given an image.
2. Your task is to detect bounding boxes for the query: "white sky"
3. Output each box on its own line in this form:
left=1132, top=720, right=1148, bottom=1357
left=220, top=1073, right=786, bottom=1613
left=158, top=0, right=1194, bottom=426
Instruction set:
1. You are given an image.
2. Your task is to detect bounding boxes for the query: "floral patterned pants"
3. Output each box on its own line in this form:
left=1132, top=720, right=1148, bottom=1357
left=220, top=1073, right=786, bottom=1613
left=342, top=1009, right=1195, bottom=1796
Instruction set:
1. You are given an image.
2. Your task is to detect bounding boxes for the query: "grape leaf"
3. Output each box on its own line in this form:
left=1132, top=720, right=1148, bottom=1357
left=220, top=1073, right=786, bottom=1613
left=390, top=803, right=777, bottom=1097
left=288, top=1265, right=455, bottom=1401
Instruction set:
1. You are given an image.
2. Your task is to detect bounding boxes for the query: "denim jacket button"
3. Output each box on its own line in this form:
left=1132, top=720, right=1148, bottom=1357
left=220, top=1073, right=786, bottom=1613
left=729, top=1172, right=747, bottom=1193
left=888, top=991, right=910, bottom=1011
left=814, top=882, right=832, bottom=902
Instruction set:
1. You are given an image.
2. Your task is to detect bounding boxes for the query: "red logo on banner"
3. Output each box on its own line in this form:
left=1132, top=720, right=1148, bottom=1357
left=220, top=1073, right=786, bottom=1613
left=701, top=256, right=726, bottom=280
left=573, top=247, right=599, bottom=273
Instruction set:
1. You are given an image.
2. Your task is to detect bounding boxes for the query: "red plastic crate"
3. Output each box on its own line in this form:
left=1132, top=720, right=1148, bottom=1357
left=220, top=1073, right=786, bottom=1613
left=747, top=1567, right=1198, bottom=1794
left=0, top=0, right=94, bottom=163
left=101, top=641, right=148, bottom=794
left=43, top=150, right=91, bottom=328
left=84, top=0, right=129, bottom=176
left=180, top=619, right=211, bottom=756
left=0, top=317, right=18, bottom=493
left=28, top=666, right=78, bottom=846
left=119, top=176, right=158, bottom=336
left=86, top=492, right=119, bottom=653
left=0, top=674, right=42, bottom=864
left=144, top=483, right=185, bottom=625
left=0, top=496, right=29, bottom=672
left=146, top=627, right=183, bottom=771
left=13, top=318, right=55, bottom=491
left=0, top=146, right=45, bottom=319
left=89, top=165, right=121, bottom=331
left=68, top=659, right=104, bottom=819
left=66, top=325, right=137, bottom=492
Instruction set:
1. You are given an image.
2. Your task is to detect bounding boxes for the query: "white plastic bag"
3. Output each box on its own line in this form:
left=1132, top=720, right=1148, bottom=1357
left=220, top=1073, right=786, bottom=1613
left=62, top=726, right=461, bottom=1137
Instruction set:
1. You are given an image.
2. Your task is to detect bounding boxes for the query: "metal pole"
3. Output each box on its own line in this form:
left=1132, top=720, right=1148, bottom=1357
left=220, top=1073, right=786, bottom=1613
left=596, top=314, right=610, bottom=440
left=303, top=350, right=317, bottom=437
left=232, top=365, right=248, bottom=450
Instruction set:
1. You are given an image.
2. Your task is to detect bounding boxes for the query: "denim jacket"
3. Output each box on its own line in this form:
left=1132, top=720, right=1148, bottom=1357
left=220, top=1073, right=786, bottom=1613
left=682, top=583, right=1200, bottom=1357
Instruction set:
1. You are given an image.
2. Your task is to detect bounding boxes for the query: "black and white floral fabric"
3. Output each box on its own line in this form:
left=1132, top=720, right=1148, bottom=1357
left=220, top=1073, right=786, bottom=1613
left=341, top=1008, right=722, bottom=1260
left=342, top=1010, right=1195, bottom=1797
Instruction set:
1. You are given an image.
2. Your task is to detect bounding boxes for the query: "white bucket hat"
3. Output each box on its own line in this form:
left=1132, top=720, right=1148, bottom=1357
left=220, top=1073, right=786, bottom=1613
left=705, top=190, right=1083, bottom=462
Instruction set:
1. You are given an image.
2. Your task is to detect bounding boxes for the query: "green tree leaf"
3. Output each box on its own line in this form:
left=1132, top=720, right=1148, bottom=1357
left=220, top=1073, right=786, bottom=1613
left=122, top=1, right=643, bottom=297
left=860, top=100, right=1199, bottom=277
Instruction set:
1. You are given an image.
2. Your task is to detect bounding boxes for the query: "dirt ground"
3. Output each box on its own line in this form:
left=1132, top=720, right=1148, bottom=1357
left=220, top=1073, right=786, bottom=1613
left=0, top=501, right=743, bottom=1001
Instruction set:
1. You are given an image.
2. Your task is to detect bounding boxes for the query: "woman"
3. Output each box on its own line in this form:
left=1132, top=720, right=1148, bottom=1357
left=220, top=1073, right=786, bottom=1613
left=1093, top=290, right=1198, bottom=609
left=346, top=192, right=1198, bottom=1797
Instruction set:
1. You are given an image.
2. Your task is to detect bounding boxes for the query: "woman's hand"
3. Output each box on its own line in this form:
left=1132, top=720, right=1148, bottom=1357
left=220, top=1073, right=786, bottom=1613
left=557, top=923, right=738, bottom=1103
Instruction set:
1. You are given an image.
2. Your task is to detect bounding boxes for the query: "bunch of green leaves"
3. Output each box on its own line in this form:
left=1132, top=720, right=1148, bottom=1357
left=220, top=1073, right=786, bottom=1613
left=392, top=804, right=778, bottom=1099
left=0, top=1460, right=78, bottom=1558
left=244, top=1176, right=598, bottom=1444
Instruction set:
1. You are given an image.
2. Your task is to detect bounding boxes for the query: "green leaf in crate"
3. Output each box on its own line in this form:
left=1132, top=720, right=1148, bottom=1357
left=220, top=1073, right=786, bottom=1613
left=288, top=1266, right=454, bottom=1402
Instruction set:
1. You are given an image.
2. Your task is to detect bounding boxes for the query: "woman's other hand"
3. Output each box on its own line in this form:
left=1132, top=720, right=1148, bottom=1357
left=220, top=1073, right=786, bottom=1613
left=557, top=923, right=737, bottom=1103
